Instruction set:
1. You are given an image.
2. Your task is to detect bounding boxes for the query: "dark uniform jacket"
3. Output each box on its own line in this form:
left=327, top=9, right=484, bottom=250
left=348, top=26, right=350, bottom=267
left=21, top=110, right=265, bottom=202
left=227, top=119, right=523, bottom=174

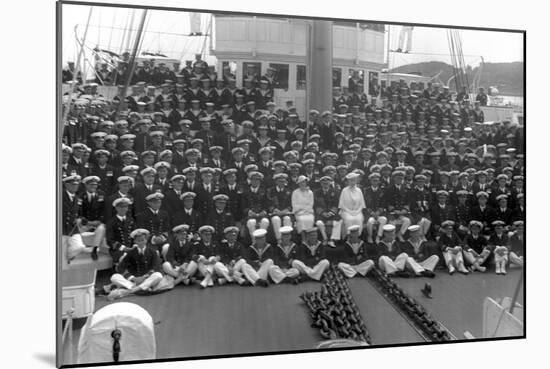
left=136, top=208, right=171, bottom=237
left=165, top=237, right=196, bottom=266
left=62, top=191, right=81, bottom=235
left=105, top=215, right=136, bottom=262
left=117, top=245, right=161, bottom=278
left=219, top=183, right=244, bottom=221
left=90, top=164, right=116, bottom=195
left=464, top=234, right=490, bottom=254
left=383, top=184, right=410, bottom=211
left=488, top=232, right=509, bottom=247
left=376, top=240, right=403, bottom=259
left=267, top=186, right=293, bottom=214
left=105, top=192, right=134, bottom=221
left=272, top=242, right=299, bottom=269
left=431, top=203, right=456, bottom=227
left=133, top=183, right=163, bottom=215
left=80, top=190, right=106, bottom=222
left=192, top=240, right=220, bottom=260
left=437, top=232, right=463, bottom=252
left=242, top=244, right=274, bottom=266
left=363, top=186, right=385, bottom=213
left=509, top=233, right=524, bottom=256
left=172, top=208, right=203, bottom=234
left=469, top=205, right=497, bottom=229
left=314, top=187, right=339, bottom=220
left=295, top=242, right=327, bottom=267
left=207, top=209, right=235, bottom=239
left=218, top=240, right=245, bottom=264
left=400, top=239, right=432, bottom=261
left=339, top=240, right=372, bottom=265
left=242, top=186, right=269, bottom=217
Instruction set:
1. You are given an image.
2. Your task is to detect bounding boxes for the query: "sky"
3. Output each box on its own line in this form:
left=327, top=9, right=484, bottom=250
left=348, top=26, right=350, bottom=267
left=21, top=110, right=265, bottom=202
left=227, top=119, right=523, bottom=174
left=61, top=4, right=524, bottom=73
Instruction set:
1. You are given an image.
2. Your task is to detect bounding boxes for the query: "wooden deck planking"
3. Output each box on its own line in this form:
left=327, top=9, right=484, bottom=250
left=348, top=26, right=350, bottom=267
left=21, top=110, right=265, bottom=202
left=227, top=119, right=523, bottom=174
left=348, top=278, right=425, bottom=345
left=389, top=269, right=524, bottom=339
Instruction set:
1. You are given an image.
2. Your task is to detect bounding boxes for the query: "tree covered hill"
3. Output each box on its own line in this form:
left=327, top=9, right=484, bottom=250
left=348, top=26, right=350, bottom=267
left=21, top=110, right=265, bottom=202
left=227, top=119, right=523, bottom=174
left=390, top=61, right=523, bottom=96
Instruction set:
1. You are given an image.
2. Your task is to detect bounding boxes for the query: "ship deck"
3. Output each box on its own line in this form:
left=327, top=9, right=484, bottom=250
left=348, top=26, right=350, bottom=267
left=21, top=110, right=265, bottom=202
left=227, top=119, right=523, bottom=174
left=64, top=268, right=524, bottom=365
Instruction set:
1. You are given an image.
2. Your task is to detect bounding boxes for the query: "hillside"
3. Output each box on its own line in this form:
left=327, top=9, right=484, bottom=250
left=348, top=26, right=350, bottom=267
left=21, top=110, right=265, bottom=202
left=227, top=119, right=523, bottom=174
left=390, top=61, right=523, bottom=96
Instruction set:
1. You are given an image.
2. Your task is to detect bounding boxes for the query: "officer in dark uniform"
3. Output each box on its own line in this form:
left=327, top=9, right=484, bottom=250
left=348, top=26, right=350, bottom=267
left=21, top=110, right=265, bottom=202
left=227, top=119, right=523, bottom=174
left=172, top=192, right=203, bottom=234
left=161, top=224, right=198, bottom=286
left=193, top=225, right=221, bottom=288
left=163, top=174, right=185, bottom=218
left=133, top=167, right=163, bottom=215
left=313, top=175, right=340, bottom=231
left=80, top=175, right=106, bottom=226
left=219, top=169, right=244, bottom=222
left=90, top=149, right=116, bottom=195
left=135, top=192, right=171, bottom=251
left=215, top=226, right=248, bottom=285
left=207, top=194, right=235, bottom=241
left=105, top=197, right=136, bottom=265
left=469, top=191, right=497, bottom=235
left=108, top=229, right=167, bottom=300
left=105, top=176, right=135, bottom=221
left=242, top=171, right=270, bottom=239
left=62, top=174, right=82, bottom=236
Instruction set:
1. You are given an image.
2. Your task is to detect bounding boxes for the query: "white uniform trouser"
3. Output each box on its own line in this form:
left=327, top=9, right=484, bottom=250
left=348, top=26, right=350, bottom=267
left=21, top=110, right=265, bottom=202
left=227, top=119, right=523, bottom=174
left=509, top=252, right=523, bottom=266
left=416, top=255, right=440, bottom=272
left=246, top=218, right=270, bottom=240
left=271, top=215, right=292, bottom=240
left=494, top=246, right=509, bottom=268
left=80, top=224, right=107, bottom=247
left=366, top=216, right=387, bottom=240
left=295, top=213, right=315, bottom=233
left=398, top=26, right=413, bottom=52
left=162, top=260, right=198, bottom=278
left=66, top=234, right=96, bottom=260
left=418, top=217, right=431, bottom=236
left=378, top=253, right=409, bottom=274
left=443, top=250, right=466, bottom=270
left=330, top=220, right=343, bottom=240
left=463, top=249, right=490, bottom=266
left=341, top=212, right=364, bottom=237
left=234, top=258, right=273, bottom=284
left=111, top=272, right=165, bottom=291
left=292, top=259, right=330, bottom=281
left=268, top=265, right=300, bottom=284
left=390, top=216, right=411, bottom=236
left=338, top=260, right=374, bottom=278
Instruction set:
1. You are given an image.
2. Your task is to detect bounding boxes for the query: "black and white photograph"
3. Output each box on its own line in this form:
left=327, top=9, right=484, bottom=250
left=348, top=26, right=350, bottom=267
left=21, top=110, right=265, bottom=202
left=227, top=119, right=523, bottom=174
left=56, top=0, right=525, bottom=367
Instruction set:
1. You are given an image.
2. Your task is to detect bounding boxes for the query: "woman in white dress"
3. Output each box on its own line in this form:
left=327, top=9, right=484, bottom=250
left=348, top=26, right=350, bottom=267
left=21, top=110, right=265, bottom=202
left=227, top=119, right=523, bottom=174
left=338, top=172, right=367, bottom=237
left=291, top=175, right=315, bottom=233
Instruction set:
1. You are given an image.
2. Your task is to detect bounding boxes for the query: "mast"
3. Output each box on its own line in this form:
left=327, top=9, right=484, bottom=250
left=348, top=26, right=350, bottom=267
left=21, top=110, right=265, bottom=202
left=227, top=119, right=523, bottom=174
left=62, top=7, right=93, bottom=124
left=308, top=20, right=333, bottom=122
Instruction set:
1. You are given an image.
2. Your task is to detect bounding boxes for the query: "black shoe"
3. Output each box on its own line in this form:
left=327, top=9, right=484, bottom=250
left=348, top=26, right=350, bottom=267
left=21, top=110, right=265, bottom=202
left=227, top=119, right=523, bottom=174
left=255, top=279, right=269, bottom=287
left=394, top=270, right=411, bottom=278
left=421, top=283, right=433, bottom=299
left=395, top=48, right=402, bottom=52
left=421, top=270, right=436, bottom=278
left=91, top=247, right=98, bottom=261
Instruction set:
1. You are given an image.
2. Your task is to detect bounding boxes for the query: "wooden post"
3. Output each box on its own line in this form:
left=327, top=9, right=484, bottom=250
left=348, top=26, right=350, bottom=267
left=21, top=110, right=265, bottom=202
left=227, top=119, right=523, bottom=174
left=308, top=20, right=333, bottom=118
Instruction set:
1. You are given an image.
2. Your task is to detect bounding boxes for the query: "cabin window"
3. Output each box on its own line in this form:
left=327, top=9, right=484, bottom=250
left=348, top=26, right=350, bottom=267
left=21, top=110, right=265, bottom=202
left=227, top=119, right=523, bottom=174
left=348, top=69, right=364, bottom=93
left=296, top=65, right=306, bottom=90
left=269, top=63, right=289, bottom=90
left=368, top=71, right=380, bottom=96
left=333, top=68, right=342, bottom=88
left=242, top=62, right=262, bottom=85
